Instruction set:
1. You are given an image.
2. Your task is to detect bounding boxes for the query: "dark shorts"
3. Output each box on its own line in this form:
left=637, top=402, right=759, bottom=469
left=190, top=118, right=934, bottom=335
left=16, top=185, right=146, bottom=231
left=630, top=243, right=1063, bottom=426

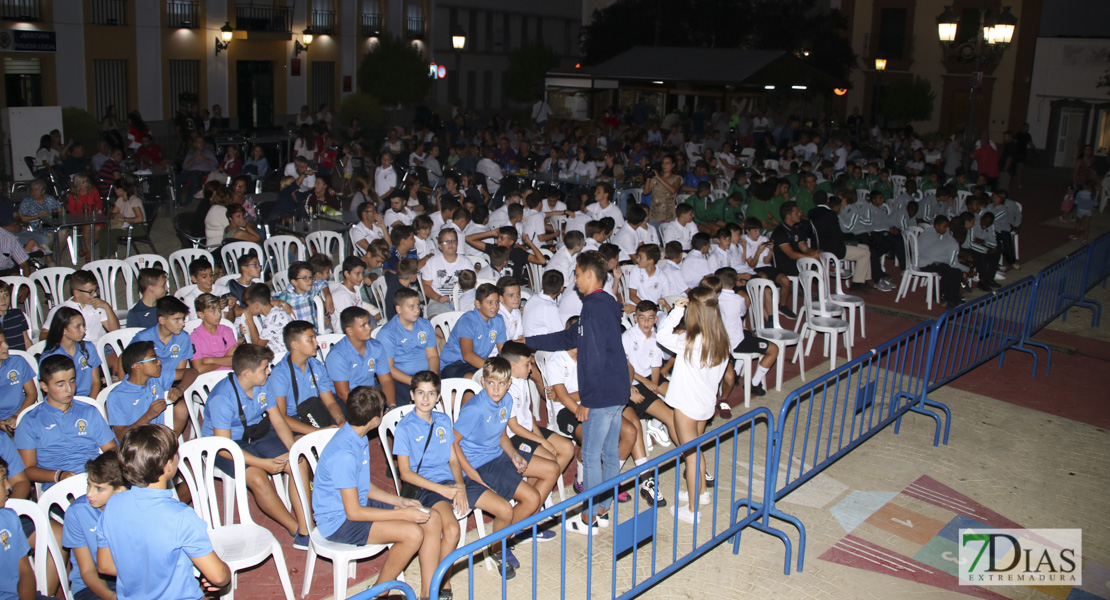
left=629, top=383, right=663, bottom=419
left=474, top=452, right=526, bottom=501
left=756, top=266, right=785, bottom=280
left=555, top=408, right=581, bottom=438
left=508, top=427, right=556, bottom=456
left=393, top=379, right=412, bottom=406
left=324, top=500, right=395, bottom=545
left=440, top=361, right=479, bottom=380
left=734, top=332, right=771, bottom=355
left=215, top=428, right=288, bottom=473
left=418, top=477, right=491, bottom=509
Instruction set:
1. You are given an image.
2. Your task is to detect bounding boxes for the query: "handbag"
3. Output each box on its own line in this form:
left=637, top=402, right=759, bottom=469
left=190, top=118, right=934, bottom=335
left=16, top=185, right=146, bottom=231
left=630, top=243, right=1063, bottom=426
left=288, top=356, right=336, bottom=428
left=397, top=416, right=436, bottom=500
left=230, top=374, right=272, bottom=445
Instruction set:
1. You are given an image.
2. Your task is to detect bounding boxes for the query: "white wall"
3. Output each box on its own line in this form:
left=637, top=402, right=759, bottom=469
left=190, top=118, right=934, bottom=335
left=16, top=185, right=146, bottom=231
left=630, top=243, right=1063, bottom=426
left=53, top=0, right=86, bottom=109
left=1026, top=37, right=1110, bottom=149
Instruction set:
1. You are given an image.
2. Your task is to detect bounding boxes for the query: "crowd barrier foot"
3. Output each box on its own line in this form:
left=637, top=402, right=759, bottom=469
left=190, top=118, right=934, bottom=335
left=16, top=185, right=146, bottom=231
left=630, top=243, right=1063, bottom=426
left=747, top=509, right=806, bottom=575
left=896, top=397, right=950, bottom=446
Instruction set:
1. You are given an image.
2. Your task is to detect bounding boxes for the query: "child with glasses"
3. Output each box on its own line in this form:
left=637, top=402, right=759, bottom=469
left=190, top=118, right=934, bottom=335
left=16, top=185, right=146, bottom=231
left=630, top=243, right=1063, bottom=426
left=106, top=340, right=188, bottom=442
left=40, top=270, right=120, bottom=346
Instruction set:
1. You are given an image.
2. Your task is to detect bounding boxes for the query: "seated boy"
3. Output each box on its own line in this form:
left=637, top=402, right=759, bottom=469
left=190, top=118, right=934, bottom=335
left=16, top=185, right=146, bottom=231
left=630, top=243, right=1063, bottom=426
left=661, top=204, right=699, bottom=251
left=276, top=261, right=325, bottom=328
left=269, top=320, right=344, bottom=434
left=201, top=345, right=311, bottom=548
left=15, top=355, right=117, bottom=490
left=521, top=271, right=565, bottom=337
left=478, top=246, right=512, bottom=281
left=453, top=357, right=560, bottom=564
left=62, top=451, right=127, bottom=600
left=107, top=341, right=189, bottom=442
left=96, top=425, right=231, bottom=598
left=132, top=296, right=197, bottom=392
left=329, top=256, right=366, bottom=333
left=312, top=385, right=443, bottom=597
left=227, top=252, right=264, bottom=314
left=0, top=337, right=37, bottom=436
left=126, top=267, right=168, bottom=330
left=378, top=288, right=439, bottom=404
left=190, top=293, right=237, bottom=374
left=456, top=269, right=477, bottom=310
left=178, top=258, right=230, bottom=321
left=497, top=277, right=524, bottom=343
left=40, top=270, right=120, bottom=345
left=438, top=283, right=506, bottom=379
left=0, top=282, right=31, bottom=352
left=324, top=306, right=395, bottom=407
left=308, top=253, right=337, bottom=319
left=0, top=457, right=37, bottom=600
left=243, top=283, right=294, bottom=354
left=716, top=267, right=778, bottom=401
left=381, top=258, right=420, bottom=321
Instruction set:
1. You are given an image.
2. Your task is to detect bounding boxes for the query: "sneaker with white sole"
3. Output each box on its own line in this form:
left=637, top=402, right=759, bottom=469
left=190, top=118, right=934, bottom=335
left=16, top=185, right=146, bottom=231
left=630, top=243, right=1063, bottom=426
left=670, top=504, right=700, bottom=525
left=640, top=477, right=667, bottom=507
left=678, top=489, right=713, bottom=505
left=645, top=419, right=671, bottom=446
left=704, top=470, right=715, bottom=488
left=566, top=515, right=599, bottom=536
left=994, top=272, right=1007, bottom=281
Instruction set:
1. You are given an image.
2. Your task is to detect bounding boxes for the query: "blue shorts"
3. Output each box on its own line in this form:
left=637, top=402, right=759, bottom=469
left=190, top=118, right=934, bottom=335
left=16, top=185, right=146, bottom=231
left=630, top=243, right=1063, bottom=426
left=474, top=451, right=529, bottom=501
left=440, top=361, right=478, bottom=379
left=393, top=379, right=412, bottom=406
left=215, top=428, right=288, bottom=473
left=418, top=477, right=492, bottom=510
left=1077, top=207, right=1093, bottom=218
left=324, top=500, right=395, bottom=545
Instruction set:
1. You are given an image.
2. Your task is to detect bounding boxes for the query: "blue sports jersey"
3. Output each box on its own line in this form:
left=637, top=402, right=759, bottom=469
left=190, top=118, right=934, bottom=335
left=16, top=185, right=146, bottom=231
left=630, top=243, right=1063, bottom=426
left=106, top=376, right=165, bottom=428
left=267, top=355, right=336, bottom=416
left=0, top=507, right=31, bottom=599
left=61, top=495, right=102, bottom=595
left=0, top=434, right=25, bottom=479
left=377, top=316, right=436, bottom=376
left=311, top=424, right=371, bottom=538
left=453, top=389, right=511, bottom=469
left=393, top=410, right=455, bottom=484
left=0, top=354, right=35, bottom=420
left=439, top=309, right=506, bottom=366
left=132, top=326, right=194, bottom=391
left=323, top=336, right=390, bottom=389
left=13, top=400, right=113, bottom=485
left=39, top=342, right=101, bottom=397
left=200, top=373, right=276, bottom=440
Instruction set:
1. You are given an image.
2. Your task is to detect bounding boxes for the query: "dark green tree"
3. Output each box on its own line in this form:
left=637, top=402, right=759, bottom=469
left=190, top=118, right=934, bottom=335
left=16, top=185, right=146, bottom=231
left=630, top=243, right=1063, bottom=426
left=505, top=42, right=562, bottom=103
left=356, top=34, right=431, bottom=106
left=879, top=76, right=936, bottom=124
left=582, top=0, right=856, bottom=82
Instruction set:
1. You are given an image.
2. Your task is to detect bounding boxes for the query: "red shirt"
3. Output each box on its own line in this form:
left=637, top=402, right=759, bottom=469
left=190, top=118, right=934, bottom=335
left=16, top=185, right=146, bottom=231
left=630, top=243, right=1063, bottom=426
left=136, top=144, right=163, bottom=167
left=972, top=145, right=1000, bottom=177
left=68, top=190, right=101, bottom=213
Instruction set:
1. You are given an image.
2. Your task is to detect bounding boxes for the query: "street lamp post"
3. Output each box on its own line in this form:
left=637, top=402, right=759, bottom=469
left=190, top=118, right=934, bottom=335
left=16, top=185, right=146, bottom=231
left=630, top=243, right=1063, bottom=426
left=936, top=5, right=1017, bottom=171
left=874, top=58, right=886, bottom=125
left=452, top=27, right=466, bottom=104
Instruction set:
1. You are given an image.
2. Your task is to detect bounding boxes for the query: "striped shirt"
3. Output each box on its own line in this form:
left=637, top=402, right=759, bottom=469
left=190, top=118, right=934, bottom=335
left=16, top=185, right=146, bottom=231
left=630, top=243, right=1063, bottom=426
left=0, top=227, right=29, bottom=271
left=1, top=309, right=28, bottom=351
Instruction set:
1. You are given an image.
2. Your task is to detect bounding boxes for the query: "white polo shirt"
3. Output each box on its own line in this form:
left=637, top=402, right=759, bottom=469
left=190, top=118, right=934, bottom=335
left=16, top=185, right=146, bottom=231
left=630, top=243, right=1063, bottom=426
left=680, top=251, right=712, bottom=289
left=351, top=221, right=385, bottom=251
left=622, top=326, right=664, bottom=379
left=543, top=350, right=579, bottom=417
left=498, top=303, right=522, bottom=341
left=717, top=288, right=748, bottom=349
left=662, top=220, right=698, bottom=250
left=628, top=266, right=673, bottom=304
left=522, top=293, right=564, bottom=337
left=43, top=299, right=112, bottom=344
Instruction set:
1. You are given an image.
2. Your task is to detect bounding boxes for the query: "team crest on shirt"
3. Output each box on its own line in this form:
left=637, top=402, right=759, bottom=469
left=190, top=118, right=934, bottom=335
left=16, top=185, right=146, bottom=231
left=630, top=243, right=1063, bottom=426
left=79, top=356, right=89, bottom=369
left=490, top=330, right=497, bottom=343
left=0, top=529, right=10, bottom=550
left=258, top=393, right=267, bottom=408
left=7, top=370, right=18, bottom=384
left=498, top=407, right=507, bottom=423
left=436, top=426, right=447, bottom=442
left=76, top=419, right=88, bottom=435
left=418, top=331, right=427, bottom=344
left=170, top=344, right=181, bottom=358
left=367, top=359, right=376, bottom=371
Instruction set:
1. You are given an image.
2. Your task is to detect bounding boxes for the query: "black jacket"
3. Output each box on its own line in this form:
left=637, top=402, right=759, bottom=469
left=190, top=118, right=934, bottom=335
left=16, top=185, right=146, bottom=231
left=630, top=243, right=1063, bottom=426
left=808, top=205, right=846, bottom=259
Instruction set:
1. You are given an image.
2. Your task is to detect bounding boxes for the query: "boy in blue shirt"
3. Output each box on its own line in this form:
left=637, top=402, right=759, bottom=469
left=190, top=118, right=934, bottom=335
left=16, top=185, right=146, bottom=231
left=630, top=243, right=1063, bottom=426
left=202, top=344, right=311, bottom=549
left=15, top=355, right=116, bottom=491
left=452, top=357, right=560, bottom=571
left=268, top=320, right=344, bottom=435
left=62, top=450, right=127, bottom=600
left=324, top=306, right=396, bottom=408
left=0, top=457, right=37, bottom=600
left=378, top=288, right=439, bottom=405
left=106, top=341, right=188, bottom=442
left=0, top=337, right=37, bottom=436
left=96, top=424, right=231, bottom=600
left=125, top=268, right=168, bottom=330
left=312, top=386, right=442, bottom=599
left=131, top=297, right=197, bottom=393
left=439, top=283, right=507, bottom=379
left=0, top=435, right=30, bottom=500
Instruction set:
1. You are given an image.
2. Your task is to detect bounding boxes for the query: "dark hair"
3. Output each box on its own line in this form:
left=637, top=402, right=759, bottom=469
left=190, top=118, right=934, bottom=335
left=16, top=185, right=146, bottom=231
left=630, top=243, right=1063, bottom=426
left=156, top=296, right=189, bottom=320
left=507, top=204, right=524, bottom=220
left=390, top=225, right=414, bottom=247
left=542, top=270, right=564, bottom=295
left=410, top=370, right=441, bottom=396
left=675, top=204, right=694, bottom=218
left=499, top=341, right=533, bottom=364
left=637, top=243, right=661, bottom=264
left=691, top=232, right=711, bottom=251
left=188, top=258, right=213, bottom=279
left=226, top=204, right=247, bottom=220
left=341, top=256, right=364, bottom=276
left=121, top=341, right=156, bottom=375
left=119, top=424, right=178, bottom=487
left=232, top=343, right=274, bottom=374
left=340, top=306, right=371, bottom=333
left=778, top=200, right=798, bottom=222
left=596, top=181, right=614, bottom=200
left=585, top=220, right=605, bottom=239
left=44, top=307, right=89, bottom=365
left=68, top=270, right=97, bottom=292
left=347, top=385, right=386, bottom=427
left=413, top=214, right=433, bottom=231
left=287, top=260, right=311, bottom=282
left=664, top=241, right=684, bottom=261
left=496, top=276, right=520, bottom=295
left=497, top=225, right=519, bottom=242
left=563, top=230, right=585, bottom=251
left=394, top=287, right=420, bottom=306
left=635, top=300, right=658, bottom=313
left=474, top=282, right=499, bottom=303
left=86, top=449, right=127, bottom=489
left=236, top=251, right=260, bottom=269
left=715, top=267, right=738, bottom=289
left=575, top=250, right=608, bottom=283
left=39, top=354, right=77, bottom=383
left=308, top=253, right=333, bottom=275
left=282, top=320, right=316, bottom=348
left=626, top=205, right=647, bottom=226
left=243, top=282, right=272, bottom=305
left=137, top=268, right=167, bottom=293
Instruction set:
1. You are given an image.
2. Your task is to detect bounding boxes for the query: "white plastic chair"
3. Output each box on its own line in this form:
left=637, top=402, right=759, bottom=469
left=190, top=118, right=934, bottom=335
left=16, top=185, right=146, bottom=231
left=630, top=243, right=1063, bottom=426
left=440, top=377, right=481, bottom=422
left=96, top=326, right=142, bottom=385
left=745, top=278, right=803, bottom=390
left=731, top=350, right=756, bottom=408
left=290, top=429, right=391, bottom=600
left=890, top=175, right=906, bottom=198
left=169, top=248, right=215, bottom=290
left=82, top=259, right=135, bottom=319
left=270, top=271, right=289, bottom=293
left=820, top=252, right=865, bottom=346
left=313, top=295, right=329, bottom=333
left=307, top=231, right=345, bottom=265
left=315, top=333, right=346, bottom=361
left=37, top=471, right=88, bottom=529
left=855, top=188, right=870, bottom=204
left=369, top=277, right=388, bottom=314
left=26, top=340, right=46, bottom=362
left=263, top=236, right=306, bottom=279
left=95, top=380, right=122, bottom=418
left=792, top=258, right=842, bottom=332
left=221, top=242, right=264, bottom=277
left=895, top=230, right=941, bottom=310
left=430, top=311, right=465, bottom=352
left=548, top=215, right=567, bottom=245
left=1012, top=203, right=1022, bottom=261
left=1, top=275, right=42, bottom=332
left=178, top=438, right=296, bottom=600
left=31, top=266, right=74, bottom=313
left=124, top=254, right=170, bottom=279
left=8, top=498, right=74, bottom=600
left=794, top=270, right=851, bottom=372
left=956, top=190, right=972, bottom=213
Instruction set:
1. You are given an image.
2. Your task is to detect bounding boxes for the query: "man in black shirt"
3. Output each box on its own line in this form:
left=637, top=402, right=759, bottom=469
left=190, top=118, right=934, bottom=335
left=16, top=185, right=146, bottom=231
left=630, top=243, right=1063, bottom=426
left=465, top=225, right=547, bottom=283
left=770, top=201, right=821, bottom=318
left=808, top=192, right=882, bottom=290
left=1013, top=123, right=1035, bottom=188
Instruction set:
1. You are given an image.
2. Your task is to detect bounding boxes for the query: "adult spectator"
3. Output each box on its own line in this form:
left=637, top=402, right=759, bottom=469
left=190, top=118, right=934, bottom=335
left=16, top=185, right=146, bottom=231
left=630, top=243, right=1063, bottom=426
left=135, top=133, right=165, bottom=170
left=283, top=156, right=317, bottom=202
left=807, top=192, right=883, bottom=290
left=476, top=147, right=503, bottom=195
left=176, top=136, right=218, bottom=203
left=769, top=201, right=820, bottom=318
left=16, top=179, right=59, bottom=251
left=971, top=133, right=1000, bottom=188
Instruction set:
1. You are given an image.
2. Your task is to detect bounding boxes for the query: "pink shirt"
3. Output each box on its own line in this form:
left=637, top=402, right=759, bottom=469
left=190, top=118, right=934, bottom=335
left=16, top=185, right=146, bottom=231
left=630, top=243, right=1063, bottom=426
left=190, top=324, right=236, bottom=371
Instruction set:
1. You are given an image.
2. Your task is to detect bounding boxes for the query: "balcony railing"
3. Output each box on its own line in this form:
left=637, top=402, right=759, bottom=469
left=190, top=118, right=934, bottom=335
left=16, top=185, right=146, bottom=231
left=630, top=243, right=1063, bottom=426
left=91, top=0, right=126, bottom=25
left=405, top=16, right=424, bottom=39
left=235, top=2, right=292, bottom=33
left=167, top=1, right=198, bottom=28
left=311, top=9, right=335, bottom=35
left=1, top=0, right=42, bottom=21
left=361, top=13, right=382, bottom=36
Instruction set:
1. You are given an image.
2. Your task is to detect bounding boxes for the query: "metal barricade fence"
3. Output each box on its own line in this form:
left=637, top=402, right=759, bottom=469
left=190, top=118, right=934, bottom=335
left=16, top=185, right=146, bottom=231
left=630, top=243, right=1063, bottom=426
left=1083, top=231, right=1110, bottom=293
left=1016, top=245, right=1102, bottom=376
left=425, top=407, right=788, bottom=600
left=923, top=275, right=1039, bottom=381
left=347, top=579, right=418, bottom=600
left=764, top=321, right=944, bottom=573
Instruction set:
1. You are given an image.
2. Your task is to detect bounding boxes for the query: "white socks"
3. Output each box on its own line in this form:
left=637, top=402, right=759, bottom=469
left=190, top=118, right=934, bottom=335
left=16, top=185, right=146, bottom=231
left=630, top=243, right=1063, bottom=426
left=634, top=457, right=647, bottom=467
left=576, top=460, right=584, bottom=484
left=752, top=365, right=770, bottom=387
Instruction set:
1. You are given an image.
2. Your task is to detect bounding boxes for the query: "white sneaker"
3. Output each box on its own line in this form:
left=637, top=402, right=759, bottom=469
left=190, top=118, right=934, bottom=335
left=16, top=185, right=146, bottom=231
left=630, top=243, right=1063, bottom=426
left=566, top=515, right=599, bottom=536
left=678, top=490, right=712, bottom=505
left=670, top=504, right=700, bottom=525
left=645, top=419, right=672, bottom=446
left=994, top=272, right=1007, bottom=281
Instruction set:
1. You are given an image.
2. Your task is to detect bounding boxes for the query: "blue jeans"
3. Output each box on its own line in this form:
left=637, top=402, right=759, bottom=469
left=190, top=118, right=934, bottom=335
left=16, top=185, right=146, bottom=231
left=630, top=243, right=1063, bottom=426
left=580, top=404, right=625, bottom=514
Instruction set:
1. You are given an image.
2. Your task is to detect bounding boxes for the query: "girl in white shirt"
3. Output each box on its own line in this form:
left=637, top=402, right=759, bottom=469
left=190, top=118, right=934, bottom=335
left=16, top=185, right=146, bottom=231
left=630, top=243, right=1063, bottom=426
left=655, top=289, right=731, bottom=524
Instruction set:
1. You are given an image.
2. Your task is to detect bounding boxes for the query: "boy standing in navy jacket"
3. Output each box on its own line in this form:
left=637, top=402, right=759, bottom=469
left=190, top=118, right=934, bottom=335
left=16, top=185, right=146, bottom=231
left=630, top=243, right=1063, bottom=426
left=526, top=251, right=638, bottom=528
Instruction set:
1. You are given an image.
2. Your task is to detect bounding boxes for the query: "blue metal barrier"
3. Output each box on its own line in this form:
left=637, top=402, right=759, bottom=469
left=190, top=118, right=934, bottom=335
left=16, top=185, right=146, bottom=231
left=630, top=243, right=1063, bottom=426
left=426, top=407, right=789, bottom=599
left=764, top=321, right=944, bottom=574
left=1082, top=231, right=1110, bottom=296
left=346, top=579, right=418, bottom=599
left=1015, top=246, right=1102, bottom=375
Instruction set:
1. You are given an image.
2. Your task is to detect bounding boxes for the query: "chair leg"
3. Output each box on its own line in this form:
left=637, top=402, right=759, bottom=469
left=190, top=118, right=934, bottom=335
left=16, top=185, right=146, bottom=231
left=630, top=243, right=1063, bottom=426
left=775, top=345, right=786, bottom=391
left=333, top=558, right=349, bottom=600
left=301, top=546, right=318, bottom=598
left=846, top=310, right=855, bottom=347
left=925, top=279, right=933, bottom=311
left=859, top=306, right=866, bottom=339
left=269, top=540, right=297, bottom=600
left=474, top=509, right=495, bottom=571
left=741, top=358, right=751, bottom=408
left=829, top=332, right=838, bottom=370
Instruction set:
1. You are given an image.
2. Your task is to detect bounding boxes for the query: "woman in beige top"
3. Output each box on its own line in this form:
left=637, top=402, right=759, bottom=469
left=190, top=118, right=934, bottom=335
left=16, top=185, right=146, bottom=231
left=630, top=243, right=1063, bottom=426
left=99, top=176, right=146, bottom=256
left=644, top=155, right=682, bottom=223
